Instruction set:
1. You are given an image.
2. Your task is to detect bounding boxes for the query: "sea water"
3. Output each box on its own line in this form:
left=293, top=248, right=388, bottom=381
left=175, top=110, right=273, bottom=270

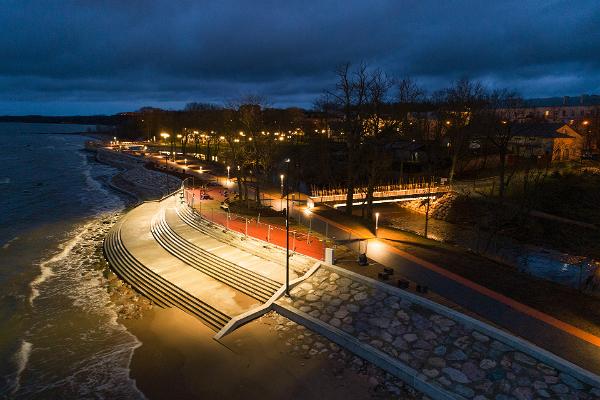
left=0, top=123, right=144, bottom=399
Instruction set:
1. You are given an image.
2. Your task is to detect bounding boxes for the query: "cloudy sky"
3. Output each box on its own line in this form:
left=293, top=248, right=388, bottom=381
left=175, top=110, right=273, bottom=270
left=1, top=0, right=599, bottom=115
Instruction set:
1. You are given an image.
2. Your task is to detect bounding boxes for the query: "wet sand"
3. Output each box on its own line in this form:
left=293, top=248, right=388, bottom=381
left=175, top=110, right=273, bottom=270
left=124, top=308, right=406, bottom=400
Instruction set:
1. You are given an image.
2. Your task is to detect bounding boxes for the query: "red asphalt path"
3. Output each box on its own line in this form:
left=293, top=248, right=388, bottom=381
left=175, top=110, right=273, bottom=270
left=184, top=187, right=324, bottom=260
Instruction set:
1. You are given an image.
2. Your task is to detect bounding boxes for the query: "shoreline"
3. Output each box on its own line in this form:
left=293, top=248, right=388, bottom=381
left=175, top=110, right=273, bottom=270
left=93, top=147, right=182, bottom=203
left=93, top=148, right=424, bottom=399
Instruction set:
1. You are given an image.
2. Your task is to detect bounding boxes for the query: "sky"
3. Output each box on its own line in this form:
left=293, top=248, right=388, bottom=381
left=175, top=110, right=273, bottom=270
left=0, top=0, right=599, bottom=115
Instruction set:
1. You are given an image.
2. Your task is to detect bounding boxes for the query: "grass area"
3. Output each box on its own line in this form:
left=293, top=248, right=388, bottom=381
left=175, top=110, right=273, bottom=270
left=448, top=169, right=600, bottom=258
left=508, top=169, right=600, bottom=225
left=228, top=199, right=282, bottom=218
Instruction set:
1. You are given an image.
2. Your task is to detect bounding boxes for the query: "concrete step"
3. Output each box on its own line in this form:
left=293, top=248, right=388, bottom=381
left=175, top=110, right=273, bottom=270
left=176, top=203, right=312, bottom=272
left=151, top=209, right=280, bottom=303
left=103, top=223, right=230, bottom=330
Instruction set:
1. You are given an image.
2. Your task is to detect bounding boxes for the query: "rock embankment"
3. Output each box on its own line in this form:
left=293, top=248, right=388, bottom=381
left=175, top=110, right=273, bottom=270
left=282, top=268, right=600, bottom=399
left=96, top=148, right=181, bottom=201
left=401, top=192, right=459, bottom=221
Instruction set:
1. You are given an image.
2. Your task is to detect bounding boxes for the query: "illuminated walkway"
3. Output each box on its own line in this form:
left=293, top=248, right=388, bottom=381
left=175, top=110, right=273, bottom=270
left=104, top=193, right=313, bottom=330
left=104, top=189, right=600, bottom=398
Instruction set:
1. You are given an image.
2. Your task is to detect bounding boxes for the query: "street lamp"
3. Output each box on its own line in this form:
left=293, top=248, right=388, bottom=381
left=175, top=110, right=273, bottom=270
left=176, top=134, right=182, bottom=161
left=280, top=174, right=284, bottom=195
left=304, top=207, right=312, bottom=244
left=375, top=212, right=380, bottom=236
left=284, top=157, right=291, bottom=296
left=227, top=165, right=231, bottom=183
left=160, top=132, right=170, bottom=164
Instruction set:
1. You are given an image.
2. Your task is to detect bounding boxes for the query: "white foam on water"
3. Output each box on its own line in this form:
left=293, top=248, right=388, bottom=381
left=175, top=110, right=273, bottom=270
left=79, top=151, right=125, bottom=213
left=10, top=339, right=32, bottom=395
left=2, top=235, right=19, bottom=249
left=11, top=141, right=145, bottom=399
left=0, top=177, right=9, bottom=184
left=17, top=212, right=146, bottom=399
left=29, top=223, right=90, bottom=305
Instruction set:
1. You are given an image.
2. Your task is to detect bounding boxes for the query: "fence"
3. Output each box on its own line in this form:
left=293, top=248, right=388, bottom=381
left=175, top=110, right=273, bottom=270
left=182, top=182, right=325, bottom=260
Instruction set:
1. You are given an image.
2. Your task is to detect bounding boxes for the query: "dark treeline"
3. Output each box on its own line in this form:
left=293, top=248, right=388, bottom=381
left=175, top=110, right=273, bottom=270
left=0, top=114, right=129, bottom=126
left=130, top=63, right=522, bottom=218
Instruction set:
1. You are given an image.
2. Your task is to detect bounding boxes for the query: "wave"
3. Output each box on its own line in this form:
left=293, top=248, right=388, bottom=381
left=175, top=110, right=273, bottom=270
left=78, top=152, right=125, bottom=213
left=0, top=177, right=9, bottom=184
left=2, top=236, right=19, bottom=249
left=16, top=212, right=145, bottom=399
left=9, top=340, right=32, bottom=395
left=29, top=222, right=91, bottom=305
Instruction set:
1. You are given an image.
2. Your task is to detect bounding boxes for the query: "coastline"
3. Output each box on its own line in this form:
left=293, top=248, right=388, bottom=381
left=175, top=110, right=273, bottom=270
left=93, top=147, right=181, bottom=203
left=92, top=147, right=422, bottom=399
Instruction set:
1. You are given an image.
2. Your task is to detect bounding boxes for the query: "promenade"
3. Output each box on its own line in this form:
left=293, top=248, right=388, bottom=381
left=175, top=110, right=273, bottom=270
left=125, top=150, right=600, bottom=373
left=103, top=188, right=600, bottom=399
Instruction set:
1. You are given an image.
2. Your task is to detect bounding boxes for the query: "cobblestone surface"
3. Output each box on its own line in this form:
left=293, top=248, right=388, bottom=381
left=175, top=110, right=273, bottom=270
left=263, top=311, right=426, bottom=399
left=282, top=268, right=600, bottom=400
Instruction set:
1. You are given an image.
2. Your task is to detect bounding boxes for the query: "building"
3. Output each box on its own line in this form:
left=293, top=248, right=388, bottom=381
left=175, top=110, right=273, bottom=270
left=509, top=123, right=583, bottom=162
left=499, top=95, right=600, bottom=124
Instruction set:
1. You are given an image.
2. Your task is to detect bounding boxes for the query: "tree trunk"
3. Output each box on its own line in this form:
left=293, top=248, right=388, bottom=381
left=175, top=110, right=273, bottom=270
left=498, top=149, right=506, bottom=199
left=365, top=183, right=374, bottom=220
left=345, top=148, right=355, bottom=215
left=255, top=178, right=261, bottom=207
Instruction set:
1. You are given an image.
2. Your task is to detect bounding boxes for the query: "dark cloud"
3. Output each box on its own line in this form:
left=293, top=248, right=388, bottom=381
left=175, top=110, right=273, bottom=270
left=1, top=0, right=599, bottom=114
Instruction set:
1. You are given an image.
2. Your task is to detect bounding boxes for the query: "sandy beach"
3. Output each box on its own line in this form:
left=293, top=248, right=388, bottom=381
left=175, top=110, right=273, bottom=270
left=124, top=307, right=418, bottom=400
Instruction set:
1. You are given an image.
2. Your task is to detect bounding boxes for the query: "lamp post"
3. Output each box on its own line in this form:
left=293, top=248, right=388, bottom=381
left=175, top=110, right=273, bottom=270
left=176, top=134, right=182, bottom=161
left=304, top=207, right=312, bottom=244
left=160, top=132, right=170, bottom=165
left=227, top=165, right=231, bottom=183
left=160, top=132, right=170, bottom=194
left=280, top=174, right=284, bottom=195
left=375, top=212, right=380, bottom=236
left=284, top=158, right=291, bottom=296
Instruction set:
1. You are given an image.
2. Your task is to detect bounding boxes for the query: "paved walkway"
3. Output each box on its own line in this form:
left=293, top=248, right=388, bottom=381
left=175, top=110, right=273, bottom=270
left=119, top=198, right=259, bottom=316
left=279, top=267, right=600, bottom=399
left=164, top=205, right=297, bottom=283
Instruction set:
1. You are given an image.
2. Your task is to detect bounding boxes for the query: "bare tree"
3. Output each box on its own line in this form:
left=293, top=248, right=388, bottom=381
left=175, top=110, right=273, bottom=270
left=480, top=90, right=523, bottom=199
left=440, top=78, right=487, bottom=183
left=328, top=62, right=372, bottom=215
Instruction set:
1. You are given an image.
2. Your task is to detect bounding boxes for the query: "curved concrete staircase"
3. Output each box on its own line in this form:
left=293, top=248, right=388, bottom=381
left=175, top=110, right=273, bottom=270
left=103, top=220, right=231, bottom=330
left=151, top=208, right=281, bottom=303
left=176, top=203, right=313, bottom=272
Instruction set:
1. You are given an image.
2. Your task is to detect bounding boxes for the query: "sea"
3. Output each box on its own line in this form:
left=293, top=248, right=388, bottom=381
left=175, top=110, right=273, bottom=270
left=0, top=123, right=144, bottom=399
